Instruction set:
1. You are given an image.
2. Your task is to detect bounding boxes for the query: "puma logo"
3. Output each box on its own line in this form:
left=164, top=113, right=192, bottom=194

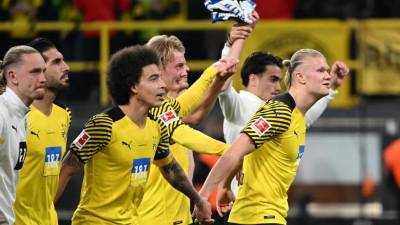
left=30, top=130, right=40, bottom=139
left=122, top=141, right=132, bottom=150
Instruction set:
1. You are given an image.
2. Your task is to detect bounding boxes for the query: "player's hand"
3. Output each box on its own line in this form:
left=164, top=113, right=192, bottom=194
left=213, top=57, right=239, bottom=80
left=330, top=61, right=349, bottom=90
left=216, top=185, right=235, bottom=217
left=228, top=24, right=253, bottom=46
left=192, top=197, right=215, bottom=225
left=248, top=10, right=260, bottom=27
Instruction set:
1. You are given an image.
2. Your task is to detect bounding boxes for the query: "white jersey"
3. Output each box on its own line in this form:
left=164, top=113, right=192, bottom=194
left=218, top=84, right=337, bottom=194
left=0, top=87, right=29, bottom=225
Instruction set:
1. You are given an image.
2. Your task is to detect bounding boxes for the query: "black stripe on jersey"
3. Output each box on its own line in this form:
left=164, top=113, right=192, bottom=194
left=166, top=98, right=181, bottom=114
left=242, top=100, right=293, bottom=149
left=149, top=100, right=183, bottom=144
left=103, top=106, right=125, bottom=122
left=71, top=114, right=113, bottom=164
left=272, top=92, right=296, bottom=110
left=53, top=101, right=72, bottom=126
left=154, top=148, right=170, bottom=160
left=53, top=101, right=68, bottom=110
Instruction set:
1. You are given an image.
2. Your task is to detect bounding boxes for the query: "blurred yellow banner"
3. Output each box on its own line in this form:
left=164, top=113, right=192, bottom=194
left=235, top=20, right=357, bottom=107
left=358, top=20, right=400, bottom=95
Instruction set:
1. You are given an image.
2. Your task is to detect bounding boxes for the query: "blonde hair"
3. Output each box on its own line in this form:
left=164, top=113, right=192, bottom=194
left=146, top=35, right=185, bottom=68
left=283, top=48, right=324, bottom=88
left=0, top=45, right=39, bottom=93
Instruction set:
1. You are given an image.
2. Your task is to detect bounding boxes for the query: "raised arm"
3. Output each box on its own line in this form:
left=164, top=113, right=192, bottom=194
left=176, top=58, right=238, bottom=117
left=172, top=124, right=228, bottom=155
left=183, top=22, right=255, bottom=125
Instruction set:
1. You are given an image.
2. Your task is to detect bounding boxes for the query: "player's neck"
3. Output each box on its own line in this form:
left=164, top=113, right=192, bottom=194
left=32, top=90, right=56, bottom=116
left=288, top=88, right=319, bottom=115
left=167, top=90, right=179, bottom=98
left=119, top=99, right=148, bottom=128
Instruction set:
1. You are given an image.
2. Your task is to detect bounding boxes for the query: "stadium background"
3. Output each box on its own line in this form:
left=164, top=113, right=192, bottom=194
left=2, top=0, right=400, bottom=224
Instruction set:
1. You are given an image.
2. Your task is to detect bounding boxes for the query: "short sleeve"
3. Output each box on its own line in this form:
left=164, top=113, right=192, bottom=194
left=149, top=99, right=183, bottom=145
left=153, top=147, right=174, bottom=167
left=70, top=113, right=112, bottom=163
left=242, top=101, right=292, bottom=149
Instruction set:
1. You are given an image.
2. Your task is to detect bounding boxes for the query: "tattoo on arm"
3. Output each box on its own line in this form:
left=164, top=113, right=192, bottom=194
left=63, top=150, right=83, bottom=171
left=161, top=159, right=202, bottom=204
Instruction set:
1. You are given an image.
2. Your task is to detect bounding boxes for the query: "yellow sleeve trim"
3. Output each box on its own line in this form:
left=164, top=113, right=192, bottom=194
left=153, top=152, right=174, bottom=167
left=176, top=65, right=218, bottom=117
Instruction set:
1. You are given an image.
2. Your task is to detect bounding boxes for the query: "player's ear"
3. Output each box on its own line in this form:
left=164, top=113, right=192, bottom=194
left=131, top=84, right=138, bottom=95
left=295, top=71, right=306, bottom=85
left=248, top=73, right=258, bottom=87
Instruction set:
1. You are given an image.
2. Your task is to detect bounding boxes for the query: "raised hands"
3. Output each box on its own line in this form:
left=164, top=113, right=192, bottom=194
left=330, top=61, right=349, bottom=90
left=227, top=11, right=259, bottom=46
left=212, top=57, right=239, bottom=81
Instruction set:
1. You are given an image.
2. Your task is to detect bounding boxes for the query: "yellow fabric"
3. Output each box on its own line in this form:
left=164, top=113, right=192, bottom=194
left=229, top=98, right=306, bottom=225
left=137, top=143, right=192, bottom=225
left=139, top=69, right=230, bottom=224
left=14, top=104, right=71, bottom=225
left=172, top=124, right=227, bottom=155
left=71, top=107, right=172, bottom=225
left=176, top=66, right=218, bottom=117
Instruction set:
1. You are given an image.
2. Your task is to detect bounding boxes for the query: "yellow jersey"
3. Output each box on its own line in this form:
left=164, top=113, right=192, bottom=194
left=138, top=67, right=228, bottom=225
left=14, top=103, right=71, bottom=225
left=71, top=106, right=173, bottom=225
left=229, top=93, right=306, bottom=225
left=138, top=143, right=191, bottom=225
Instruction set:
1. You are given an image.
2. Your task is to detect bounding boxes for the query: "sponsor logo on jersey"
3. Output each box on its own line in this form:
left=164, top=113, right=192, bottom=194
left=73, top=130, right=90, bottom=149
left=251, top=117, right=271, bottom=136
left=159, top=110, right=179, bottom=125
left=297, top=145, right=305, bottom=159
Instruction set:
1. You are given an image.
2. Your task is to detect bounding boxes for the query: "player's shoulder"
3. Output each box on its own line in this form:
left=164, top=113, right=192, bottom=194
left=53, top=101, right=71, bottom=114
left=82, top=107, right=119, bottom=129
left=267, top=92, right=296, bottom=112
left=102, top=106, right=125, bottom=122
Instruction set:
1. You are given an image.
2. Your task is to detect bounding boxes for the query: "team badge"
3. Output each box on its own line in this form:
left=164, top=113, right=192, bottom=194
left=159, top=110, right=178, bottom=125
left=250, top=116, right=271, bottom=136
left=73, top=130, right=90, bottom=149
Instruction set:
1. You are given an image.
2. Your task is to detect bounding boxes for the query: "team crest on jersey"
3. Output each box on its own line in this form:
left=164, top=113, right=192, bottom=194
left=159, top=110, right=178, bottom=125
left=73, top=130, right=90, bottom=149
left=250, top=116, right=271, bottom=136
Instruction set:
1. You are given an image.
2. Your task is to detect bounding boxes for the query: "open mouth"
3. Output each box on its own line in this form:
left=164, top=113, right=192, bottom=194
left=156, top=92, right=166, bottom=99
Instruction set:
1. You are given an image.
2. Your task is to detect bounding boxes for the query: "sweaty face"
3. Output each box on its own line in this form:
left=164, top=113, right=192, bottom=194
left=134, top=64, right=166, bottom=108
left=299, top=56, right=331, bottom=97
left=161, top=51, right=188, bottom=92
left=252, top=65, right=283, bottom=101
left=43, top=48, right=70, bottom=92
left=11, top=53, right=46, bottom=105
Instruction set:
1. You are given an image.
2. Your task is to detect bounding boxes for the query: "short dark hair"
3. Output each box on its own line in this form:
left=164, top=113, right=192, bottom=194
left=241, top=52, right=283, bottom=87
left=107, top=45, right=159, bottom=105
left=27, top=37, right=56, bottom=62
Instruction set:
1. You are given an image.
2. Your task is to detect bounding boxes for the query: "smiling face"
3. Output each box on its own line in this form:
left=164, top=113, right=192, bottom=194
left=161, top=51, right=189, bottom=92
left=133, top=64, right=167, bottom=108
left=42, top=48, right=70, bottom=92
